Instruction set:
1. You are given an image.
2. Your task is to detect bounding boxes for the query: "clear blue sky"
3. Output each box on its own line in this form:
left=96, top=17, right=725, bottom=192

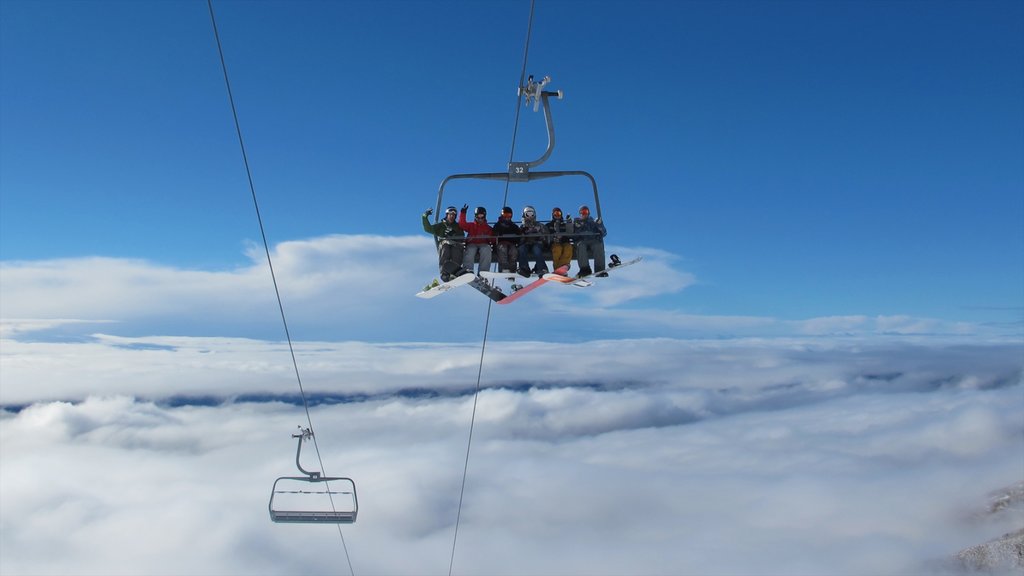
left=2, top=0, right=1022, bottom=331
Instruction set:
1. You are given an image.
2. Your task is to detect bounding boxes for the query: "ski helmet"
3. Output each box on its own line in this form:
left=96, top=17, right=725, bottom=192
left=501, top=206, right=513, bottom=217
left=475, top=206, right=487, bottom=217
left=578, top=205, right=591, bottom=216
left=551, top=207, right=563, bottom=218
left=523, top=205, right=536, bottom=218
left=445, top=206, right=458, bottom=216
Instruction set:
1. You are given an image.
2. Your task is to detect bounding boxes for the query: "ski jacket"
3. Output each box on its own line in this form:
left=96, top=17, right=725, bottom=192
left=492, top=218, right=522, bottom=245
left=422, top=212, right=465, bottom=242
left=520, top=217, right=549, bottom=246
left=458, top=211, right=494, bottom=245
left=546, top=216, right=574, bottom=244
left=573, top=216, right=606, bottom=243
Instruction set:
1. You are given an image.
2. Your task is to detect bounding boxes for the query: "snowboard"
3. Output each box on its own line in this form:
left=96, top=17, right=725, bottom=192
left=467, top=276, right=507, bottom=302
left=415, top=272, right=477, bottom=299
left=543, top=255, right=642, bottom=287
left=495, top=265, right=569, bottom=305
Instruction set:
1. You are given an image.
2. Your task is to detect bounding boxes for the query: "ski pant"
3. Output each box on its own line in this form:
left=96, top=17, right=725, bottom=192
left=438, top=241, right=465, bottom=278
left=550, top=242, right=573, bottom=271
left=518, top=242, right=548, bottom=275
left=496, top=241, right=518, bottom=273
left=463, top=243, right=493, bottom=273
left=575, top=240, right=605, bottom=273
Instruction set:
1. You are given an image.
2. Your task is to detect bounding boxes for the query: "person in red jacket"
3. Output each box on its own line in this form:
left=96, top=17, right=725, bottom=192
left=458, top=205, right=494, bottom=273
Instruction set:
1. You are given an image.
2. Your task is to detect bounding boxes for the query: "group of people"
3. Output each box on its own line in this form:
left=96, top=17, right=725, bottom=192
left=421, top=204, right=607, bottom=282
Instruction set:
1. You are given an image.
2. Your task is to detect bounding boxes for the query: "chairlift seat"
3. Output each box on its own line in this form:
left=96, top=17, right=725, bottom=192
left=269, top=475, right=358, bottom=524
left=270, top=510, right=357, bottom=523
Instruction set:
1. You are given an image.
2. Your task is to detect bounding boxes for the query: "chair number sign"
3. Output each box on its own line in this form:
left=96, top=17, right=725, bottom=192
left=509, top=162, right=530, bottom=182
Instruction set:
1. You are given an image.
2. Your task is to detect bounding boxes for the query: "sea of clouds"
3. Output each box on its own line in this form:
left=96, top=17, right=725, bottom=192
left=1, top=235, right=1022, bottom=575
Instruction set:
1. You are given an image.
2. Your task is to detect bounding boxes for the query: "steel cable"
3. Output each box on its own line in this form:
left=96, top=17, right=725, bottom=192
left=447, top=2, right=536, bottom=575
left=206, top=1, right=354, bottom=574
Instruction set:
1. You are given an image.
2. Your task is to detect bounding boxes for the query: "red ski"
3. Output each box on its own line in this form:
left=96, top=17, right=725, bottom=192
left=494, top=265, right=569, bottom=305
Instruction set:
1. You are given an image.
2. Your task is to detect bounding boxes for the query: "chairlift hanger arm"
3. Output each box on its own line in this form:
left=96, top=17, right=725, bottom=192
left=292, top=428, right=320, bottom=478
left=520, top=91, right=560, bottom=169
left=510, top=75, right=565, bottom=176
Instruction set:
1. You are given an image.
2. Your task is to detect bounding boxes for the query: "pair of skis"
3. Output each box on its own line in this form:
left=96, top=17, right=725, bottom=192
left=416, top=255, right=642, bottom=304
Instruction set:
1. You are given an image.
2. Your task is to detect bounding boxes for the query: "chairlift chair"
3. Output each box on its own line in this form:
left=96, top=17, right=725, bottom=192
left=268, top=428, right=358, bottom=524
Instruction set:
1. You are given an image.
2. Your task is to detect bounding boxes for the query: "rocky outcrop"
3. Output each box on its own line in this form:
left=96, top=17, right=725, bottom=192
left=954, top=527, right=1023, bottom=573
left=951, top=482, right=1024, bottom=573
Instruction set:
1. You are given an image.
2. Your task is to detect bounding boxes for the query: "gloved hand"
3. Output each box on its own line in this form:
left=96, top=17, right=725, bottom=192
left=461, top=203, right=469, bottom=213
left=425, top=208, right=433, bottom=217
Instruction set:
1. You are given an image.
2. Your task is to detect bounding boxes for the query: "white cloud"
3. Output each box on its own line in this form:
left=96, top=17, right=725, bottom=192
left=0, top=318, right=114, bottom=339
left=3, top=330, right=1022, bottom=407
left=797, top=315, right=869, bottom=335
left=0, top=235, right=696, bottom=342
left=873, top=314, right=975, bottom=335
left=1, top=233, right=1010, bottom=343
left=556, top=245, right=696, bottom=307
left=1, top=336, right=1021, bottom=574
left=0, top=235, right=434, bottom=329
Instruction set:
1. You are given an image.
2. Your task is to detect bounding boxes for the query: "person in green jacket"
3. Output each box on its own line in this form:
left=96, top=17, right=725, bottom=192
left=422, top=206, right=468, bottom=281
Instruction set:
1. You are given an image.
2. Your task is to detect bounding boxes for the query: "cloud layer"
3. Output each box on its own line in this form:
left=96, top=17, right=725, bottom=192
left=2, top=234, right=1021, bottom=574
left=2, top=332, right=1022, bottom=575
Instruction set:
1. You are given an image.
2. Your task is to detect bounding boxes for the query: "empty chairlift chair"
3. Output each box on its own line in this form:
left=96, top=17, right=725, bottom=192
left=268, top=428, right=358, bottom=524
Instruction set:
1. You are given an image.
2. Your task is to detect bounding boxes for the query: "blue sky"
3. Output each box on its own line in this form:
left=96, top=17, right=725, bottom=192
left=1, top=0, right=1022, bottom=334
left=2, top=4, right=1023, bottom=574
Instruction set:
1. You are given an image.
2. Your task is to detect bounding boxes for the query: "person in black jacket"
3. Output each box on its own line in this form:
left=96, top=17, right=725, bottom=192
left=492, top=206, right=522, bottom=273
left=517, top=205, right=550, bottom=277
left=573, top=205, right=607, bottom=277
